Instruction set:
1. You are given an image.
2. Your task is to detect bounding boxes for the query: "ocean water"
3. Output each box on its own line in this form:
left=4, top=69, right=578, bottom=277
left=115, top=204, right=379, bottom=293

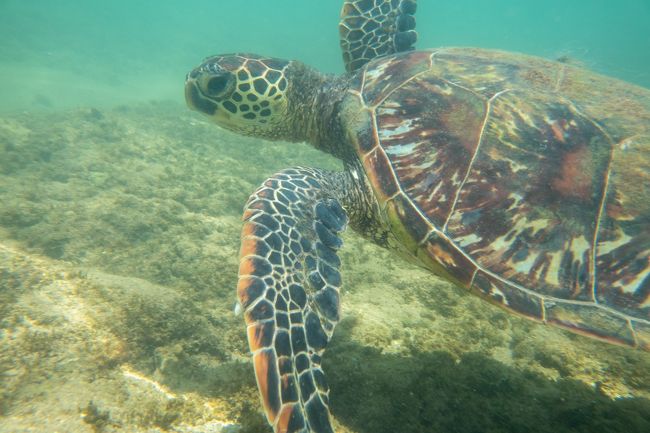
left=1, top=2, right=650, bottom=433
left=0, top=0, right=648, bottom=112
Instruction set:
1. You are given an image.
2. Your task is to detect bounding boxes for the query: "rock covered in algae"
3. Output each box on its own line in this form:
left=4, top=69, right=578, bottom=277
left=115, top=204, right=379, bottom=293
left=0, top=102, right=649, bottom=433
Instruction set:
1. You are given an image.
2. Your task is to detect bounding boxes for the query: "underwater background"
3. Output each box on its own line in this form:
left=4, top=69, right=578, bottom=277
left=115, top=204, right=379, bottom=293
left=1, top=1, right=649, bottom=433
left=1, top=0, right=649, bottom=112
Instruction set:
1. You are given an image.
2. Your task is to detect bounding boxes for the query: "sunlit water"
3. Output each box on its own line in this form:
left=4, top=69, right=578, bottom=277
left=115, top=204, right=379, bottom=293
left=0, top=0, right=648, bottom=112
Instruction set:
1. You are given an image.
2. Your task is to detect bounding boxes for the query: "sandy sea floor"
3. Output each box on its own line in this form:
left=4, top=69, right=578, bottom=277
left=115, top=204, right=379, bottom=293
left=0, top=102, right=649, bottom=433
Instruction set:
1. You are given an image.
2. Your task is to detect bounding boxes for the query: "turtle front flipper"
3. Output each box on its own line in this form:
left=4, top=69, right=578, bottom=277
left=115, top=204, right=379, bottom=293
left=339, top=0, right=418, bottom=72
left=238, top=167, right=348, bottom=433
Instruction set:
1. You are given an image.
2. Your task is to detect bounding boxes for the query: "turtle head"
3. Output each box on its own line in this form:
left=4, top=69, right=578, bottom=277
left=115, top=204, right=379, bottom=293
left=185, top=54, right=294, bottom=140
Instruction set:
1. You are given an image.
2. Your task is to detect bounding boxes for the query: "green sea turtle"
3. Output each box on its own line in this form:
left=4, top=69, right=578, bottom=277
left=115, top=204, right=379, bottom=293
left=185, top=1, right=650, bottom=432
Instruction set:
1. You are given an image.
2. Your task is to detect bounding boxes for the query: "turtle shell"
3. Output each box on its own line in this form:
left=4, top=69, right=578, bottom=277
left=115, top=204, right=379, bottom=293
left=342, top=48, right=650, bottom=349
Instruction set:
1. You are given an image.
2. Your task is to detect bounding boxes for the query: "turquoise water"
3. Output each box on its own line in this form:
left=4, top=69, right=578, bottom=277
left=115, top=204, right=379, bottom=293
left=0, top=0, right=648, bottom=112
left=1, top=2, right=650, bottom=432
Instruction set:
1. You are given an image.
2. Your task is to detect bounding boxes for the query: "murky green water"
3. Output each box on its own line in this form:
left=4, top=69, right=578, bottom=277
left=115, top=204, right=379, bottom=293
left=1, top=2, right=649, bottom=433
left=0, top=0, right=648, bottom=112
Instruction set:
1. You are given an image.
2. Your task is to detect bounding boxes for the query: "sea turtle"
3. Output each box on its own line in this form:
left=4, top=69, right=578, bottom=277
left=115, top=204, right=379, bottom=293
left=185, top=1, right=650, bottom=432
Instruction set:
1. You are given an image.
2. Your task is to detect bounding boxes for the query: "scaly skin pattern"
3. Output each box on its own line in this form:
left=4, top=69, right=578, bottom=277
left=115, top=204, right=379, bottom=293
left=342, top=47, right=650, bottom=349
left=238, top=167, right=357, bottom=433
left=339, top=0, right=418, bottom=72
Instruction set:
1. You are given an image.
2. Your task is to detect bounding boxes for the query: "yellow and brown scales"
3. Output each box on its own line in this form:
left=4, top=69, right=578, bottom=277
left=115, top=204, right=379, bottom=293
left=342, top=48, right=650, bottom=348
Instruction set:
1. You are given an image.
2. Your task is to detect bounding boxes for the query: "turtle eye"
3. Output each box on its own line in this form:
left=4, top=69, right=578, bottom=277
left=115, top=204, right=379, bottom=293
left=207, top=75, right=228, bottom=94
left=200, top=72, right=235, bottom=98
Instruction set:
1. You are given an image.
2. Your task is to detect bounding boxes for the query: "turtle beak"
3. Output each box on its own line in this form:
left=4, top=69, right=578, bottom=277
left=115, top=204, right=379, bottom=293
left=184, top=72, right=217, bottom=115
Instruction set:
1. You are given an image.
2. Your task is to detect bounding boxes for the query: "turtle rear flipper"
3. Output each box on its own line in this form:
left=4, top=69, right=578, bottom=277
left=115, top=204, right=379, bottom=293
left=238, top=167, right=348, bottom=433
left=339, top=0, right=418, bottom=72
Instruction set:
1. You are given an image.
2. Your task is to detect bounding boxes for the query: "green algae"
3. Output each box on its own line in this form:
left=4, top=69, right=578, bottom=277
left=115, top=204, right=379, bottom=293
left=0, top=102, right=649, bottom=433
